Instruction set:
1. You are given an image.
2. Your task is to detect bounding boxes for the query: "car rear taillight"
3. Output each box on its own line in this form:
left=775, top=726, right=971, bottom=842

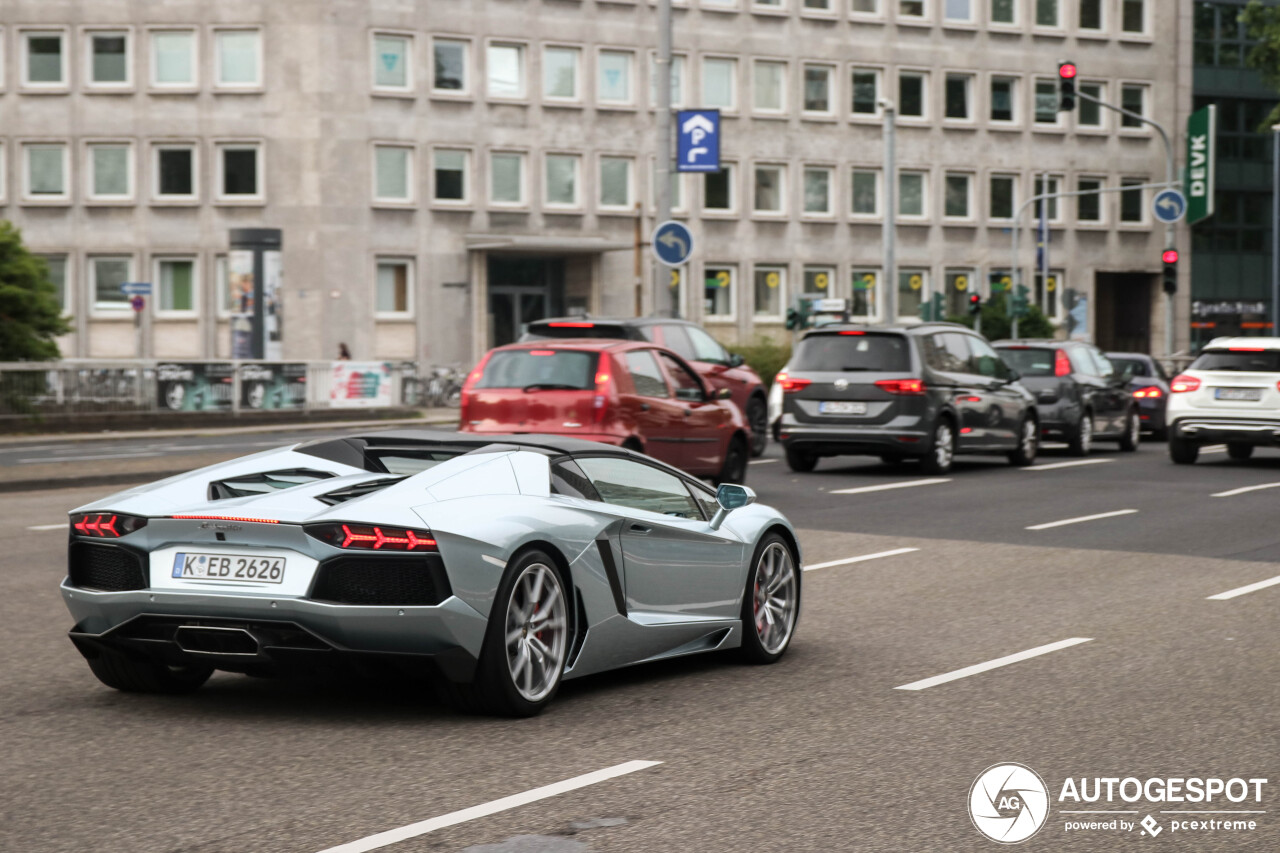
left=1054, top=349, right=1071, bottom=377
left=1133, top=387, right=1163, bottom=399
left=1170, top=374, right=1201, bottom=393
left=459, top=352, right=493, bottom=422
left=775, top=372, right=811, bottom=394
left=548, top=321, right=596, bottom=328
left=593, top=357, right=616, bottom=424
left=875, top=378, right=926, bottom=395
left=305, top=522, right=437, bottom=551
left=70, top=512, right=147, bottom=538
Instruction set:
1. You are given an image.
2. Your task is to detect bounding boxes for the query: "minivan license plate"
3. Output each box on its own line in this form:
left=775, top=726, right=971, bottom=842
left=1215, top=388, right=1262, bottom=402
left=820, top=401, right=868, bottom=415
left=172, top=552, right=286, bottom=584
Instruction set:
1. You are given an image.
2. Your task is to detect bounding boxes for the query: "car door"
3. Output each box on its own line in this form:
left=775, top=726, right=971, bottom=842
left=619, top=349, right=686, bottom=468
left=655, top=350, right=730, bottom=475
left=967, top=335, right=1026, bottom=447
left=921, top=332, right=993, bottom=448
left=1087, top=348, right=1129, bottom=433
left=1067, top=346, right=1110, bottom=430
left=573, top=455, right=745, bottom=620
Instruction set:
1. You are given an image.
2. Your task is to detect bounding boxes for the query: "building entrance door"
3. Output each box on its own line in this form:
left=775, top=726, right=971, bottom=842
left=1094, top=272, right=1152, bottom=353
left=487, top=256, right=566, bottom=346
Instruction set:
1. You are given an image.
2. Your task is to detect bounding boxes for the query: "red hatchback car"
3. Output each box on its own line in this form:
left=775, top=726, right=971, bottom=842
left=460, top=339, right=751, bottom=484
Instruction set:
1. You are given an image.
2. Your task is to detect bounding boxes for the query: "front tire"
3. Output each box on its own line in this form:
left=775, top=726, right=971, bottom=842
left=746, top=396, right=769, bottom=457
left=85, top=648, right=212, bottom=694
left=1118, top=408, right=1140, bottom=452
left=1228, top=443, right=1255, bottom=461
left=713, top=435, right=749, bottom=486
left=1068, top=411, right=1094, bottom=457
left=784, top=445, right=818, bottom=473
left=739, top=534, right=800, bottom=664
left=1008, top=416, right=1039, bottom=466
left=920, top=418, right=956, bottom=475
left=1169, top=435, right=1199, bottom=464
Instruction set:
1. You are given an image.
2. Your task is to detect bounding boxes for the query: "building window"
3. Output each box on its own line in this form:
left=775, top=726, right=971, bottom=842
left=545, top=153, right=581, bottom=208
left=945, top=73, right=971, bottom=120
left=990, top=0, right=1016, bottom=25
left=433, top=39, right=468, bottom=92
left=989, top=174, right=1015, bottom=219
left=802, top=64, right=833, bottom=114
left=1121, top=0, right=1146, bottom=34
left=803, top=0, right=835, bottom=11
left=487, top=42, right=525, bottom=98
left=945, top=269, right=975, bottom=316
left=598, top=49, right=634, bottom=105
left=899, top=0, right=927, bottom=19
left=39, top=255, right=70, bottom=315
left=754, top=266, right=786, bottom=318
left=1195, top=2, right=1252, bottom=68
left=88, top=31, right=130, bottom=87
left=489, top=151, right=526, bottom=205
left=153, top=144, right=197, bottom=201
left=91, top=256, right=132, bottom=311
left=702, top=57, right=736, bottom=110
left=1120, top=178, right=1144, bottom=223
left=944, top=172, right=971, bottom=219
left=433, top=148, right=469, bottom=203
left=24, top=31, right=66, bottom=87
left=752, top=60, right=786, bottom=113
left=1034, top=0, right=1060, bottom=28
left=851, top=270, right=878, bottom=318
left=156, top=258, right=196, bottom=314
left=851, top=67, right=880, bottom=116
left=24, top=143, right=68, bottom=201
left=1034, top=270, right=1062, bottom=317
left=217, top=144, right=262, bottom=201
left=851, top=168, right=879, bottom=216
left=899, top=171, right=927, bottom=218
left=1034, top=79, right=1059, bottom=125
left=649, top=53, right=686, bottom=108
left=852, top=0, right=882, bottom=15
left=753, top=164, right=785, bottom=214
left=803, top=166, right=833, bottom=215
left=373, top=145, right=412, bottom=203
left=1032, top=175, right=1061, bottom=221
left=944, top=0, right=973, bottom=23
left=543, top=46, right=581, bottom=101
left=1120, top=84, right=1146, bottom=128
left=599, top=156, right=633, bottom=209
left=87, top=143, right=133, bottom=201
left=803, top=266, right=835, bottom=294
left=705, top=164, right=736, bottom=212
left=151, top=30, right=196, bottom=88
left=375, top=260, right=413, bottom=316
left=1078, top=82, right=1104, bottom=127
left=899, top=269, right=927, bottom=318
left=215, top=30, right=261, bottom=88
left=990, top=76, right=1017, bottom=123
left=1077, top=177, right=1102, bottom=222
left=898, top=71, right=926, bottom=118
left=704, top=266, right=735, bottom=320
left=372, top=34, right=411, bottom=92
left=1078, top=0, right=1103, bottom=31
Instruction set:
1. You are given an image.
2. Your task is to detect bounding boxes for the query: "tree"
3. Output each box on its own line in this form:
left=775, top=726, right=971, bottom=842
left=0, top=220, right=69, bottom=360
left=1242, top=2, right=1280, bottom=130
left=947, top=292, right=1056, bottom=342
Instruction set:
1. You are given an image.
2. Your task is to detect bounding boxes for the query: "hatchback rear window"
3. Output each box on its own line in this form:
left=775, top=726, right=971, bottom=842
left=1107, top=356, right=1150, bottom=377
left=998, top=347, right=1057, bottom=376
left=1190, top=349, right=1280, bottom=372
left=476, top=350, right=598, bottom=390
left=524, top=322, right=630, bottom=340
left=791, top=333, right=910, bottom=372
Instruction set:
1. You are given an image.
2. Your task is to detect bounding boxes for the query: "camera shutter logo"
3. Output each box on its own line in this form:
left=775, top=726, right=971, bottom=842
left=969, top=763, right=1050, bottom=844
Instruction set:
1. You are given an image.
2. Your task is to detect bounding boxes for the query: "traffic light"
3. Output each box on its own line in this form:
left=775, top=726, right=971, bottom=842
left=920, top=292, right=945, bottom=321
left=785, top=300, right=810, bottom=330
left=967, top=293, right=982, bottom=317
left=1162, top=248, right=1178, bottom=295
left=1058, top=61, right=1077, bottom=112
left=1011, top=285, right=1031, bottom=320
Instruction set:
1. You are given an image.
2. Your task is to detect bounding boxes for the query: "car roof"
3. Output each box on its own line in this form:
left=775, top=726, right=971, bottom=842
left=1105, top=352, right=1154, bottom=361
left=531, top=316, right=686, bottom=328
left=994, top=339, right=1081, bottom=347
left=801, top=322, right=969, bottom=337
left=494, top=338, right=651, bottom=353
left=1203, top=337, right=1280, bottom=350
left=298, top=429, right=649, bottom=463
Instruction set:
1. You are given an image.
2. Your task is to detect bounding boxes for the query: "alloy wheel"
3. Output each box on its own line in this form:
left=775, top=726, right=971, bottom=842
left=1022, top=418, right=1038, bottom=461
left=504, top=562, right=568, bottom=703
left=1079, top=415, right=1093, bottom=453
left=752, top=542, right=798, bottom=655
left=934, top=422, right=954, bottom=469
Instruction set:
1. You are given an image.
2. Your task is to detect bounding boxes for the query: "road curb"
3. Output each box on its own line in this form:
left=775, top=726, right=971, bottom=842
left=0, top=470, right=190, bottom=494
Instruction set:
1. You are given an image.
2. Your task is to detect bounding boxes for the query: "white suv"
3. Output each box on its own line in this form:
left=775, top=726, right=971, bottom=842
left=1167, top=337, right=1280, bottom=464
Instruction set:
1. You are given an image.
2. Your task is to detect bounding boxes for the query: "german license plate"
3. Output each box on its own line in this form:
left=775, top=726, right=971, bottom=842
left=1215, top=387, right=1262, bottom=402
left=172, top=552, right=286, bottom=584
left=819, top=401, right=868, bottom=415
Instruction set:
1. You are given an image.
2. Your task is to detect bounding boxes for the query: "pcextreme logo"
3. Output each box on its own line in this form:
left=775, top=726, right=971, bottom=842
left=969, top=763, right=1050, bottom=844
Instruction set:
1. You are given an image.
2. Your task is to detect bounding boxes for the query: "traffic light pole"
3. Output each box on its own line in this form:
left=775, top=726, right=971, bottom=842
left=653, top=0, right=675, bottom=318
left=880, top=98, right=897, bottom=325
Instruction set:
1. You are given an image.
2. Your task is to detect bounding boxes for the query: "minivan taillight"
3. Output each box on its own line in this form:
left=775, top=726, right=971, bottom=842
left=776, top=372, right=811, bottom=394
left=458, top=353, right=492, bottom=422
left=1054, top=349, right=1071, bottom=377
left=875, top=378, right=926, bottom=395
left=1170, top=374, right=1201, bottom=393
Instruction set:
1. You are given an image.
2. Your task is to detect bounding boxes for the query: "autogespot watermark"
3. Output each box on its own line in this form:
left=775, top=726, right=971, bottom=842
left=969, top=765, right=1269, bottom=843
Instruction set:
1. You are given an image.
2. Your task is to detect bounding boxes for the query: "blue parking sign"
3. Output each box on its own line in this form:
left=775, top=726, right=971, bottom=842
left=676, top=110, right=720, bottom=173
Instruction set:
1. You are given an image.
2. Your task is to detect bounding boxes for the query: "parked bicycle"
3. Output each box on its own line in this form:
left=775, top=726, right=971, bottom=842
left=397, top=363, right=463, bottom=408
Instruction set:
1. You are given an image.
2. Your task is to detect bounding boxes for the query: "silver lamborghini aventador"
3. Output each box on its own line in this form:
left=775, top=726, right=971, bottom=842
left=61, top=431, right=802, bottom=715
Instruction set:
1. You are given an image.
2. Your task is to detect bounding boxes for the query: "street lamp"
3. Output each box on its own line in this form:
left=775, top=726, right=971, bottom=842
left=1272, top=123, right=1280, bottom=335
left=880, top=97, right=896, bottom=324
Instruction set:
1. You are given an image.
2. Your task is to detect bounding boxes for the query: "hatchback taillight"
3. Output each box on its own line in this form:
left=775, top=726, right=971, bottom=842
left=1170, top=374, right=1201, bottom=393
left=70, top=512, right=148, bottom=538
left=875, top=378, right=926, bottom=395
left=775, top=372, right=811, bottom=394
left=305, top=523, right=437, bottom=551
left=593, top=357, right=616, bottom=424
left=1133, top=387, right=1163, bottom=399
left=1054, top=349, right=1072, bottom=377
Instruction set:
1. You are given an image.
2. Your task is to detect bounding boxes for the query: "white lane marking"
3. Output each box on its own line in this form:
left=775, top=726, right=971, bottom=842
left=895, top=638, right=1093, bottom=691
left=831, top=478, right=950, bottom=495
left=748, top=459, right=777, bottom=466
left=1207, top=575, right=1280, bottom=601
left=16, top=451, right=164, bottom=464
left=315, top=760, right=662, bottom=853
left=27, top=523, right=69, bottom=531
left=804, top=547, right=919, bottom=572
left=1212, top=482, right=1280, bottom=498
left=1202, top=445, right=1226, bottom=453
left=1025, top=509, right=1138, bottom=531
left=1021, top=458, right=1113, bottom=472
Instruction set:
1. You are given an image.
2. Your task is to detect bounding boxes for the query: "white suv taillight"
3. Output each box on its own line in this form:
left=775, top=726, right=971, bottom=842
left=1170, top=374, right=1201, bottom=393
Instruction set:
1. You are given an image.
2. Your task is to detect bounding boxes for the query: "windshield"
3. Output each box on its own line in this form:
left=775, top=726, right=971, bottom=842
left=1108, top=356, right=1150, bottom=377
left=998, top=348, right=1058, bottom=377
left=791, top=333, right=911, bottom=372
left=1190, top=349, right=1280, bottom=372
left=476, top=350, right=598, bottom=390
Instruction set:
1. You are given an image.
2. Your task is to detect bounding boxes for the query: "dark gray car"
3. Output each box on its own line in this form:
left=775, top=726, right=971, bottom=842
left=777, top=323, right=1038, bottom=474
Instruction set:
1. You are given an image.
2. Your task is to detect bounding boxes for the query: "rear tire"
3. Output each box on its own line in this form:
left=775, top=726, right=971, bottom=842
left=1169, top=435, right=1199, bottom=465
left=713, top=436, right=749, bottom=486
left=85, top=648, right=213, bottom=694
left=746, top=396, right=768, bottom=457
left=920, top=418, right=955, bottom=475
left=1068, top=411, right=1094, bottom=457
left=739, top=534, right=800, bottom=665
left=1227, top=443, right=1255, bottom=461
left=1007, top=416, right=1039, bottom=466
left=1118, top=408, right=1140, bottom=452
left=784, top=445, right=818, bottom=473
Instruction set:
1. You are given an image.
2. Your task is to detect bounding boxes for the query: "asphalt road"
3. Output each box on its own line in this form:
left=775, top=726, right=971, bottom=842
left=2, top=436, right=1278, bottom=852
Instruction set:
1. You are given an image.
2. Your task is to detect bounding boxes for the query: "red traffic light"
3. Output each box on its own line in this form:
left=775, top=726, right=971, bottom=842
left=969, top=294, right=981, bottom=304
left=1162, top=249, right=1179, bottom=264
left=1058, top=62, right=1078, bottom=79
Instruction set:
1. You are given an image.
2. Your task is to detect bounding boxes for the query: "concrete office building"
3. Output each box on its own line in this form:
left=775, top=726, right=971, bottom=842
left=0, top=0, right=1184, bottom=364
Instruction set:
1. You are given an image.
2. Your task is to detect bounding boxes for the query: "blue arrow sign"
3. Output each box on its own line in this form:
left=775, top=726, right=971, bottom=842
left=676, top=109, right=720, bottom=173
left=651, top=221, right=693, bottom=267
left=1153, top=189, right=1187, bottom=224
left=120, top=281, right=152, bottom=296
